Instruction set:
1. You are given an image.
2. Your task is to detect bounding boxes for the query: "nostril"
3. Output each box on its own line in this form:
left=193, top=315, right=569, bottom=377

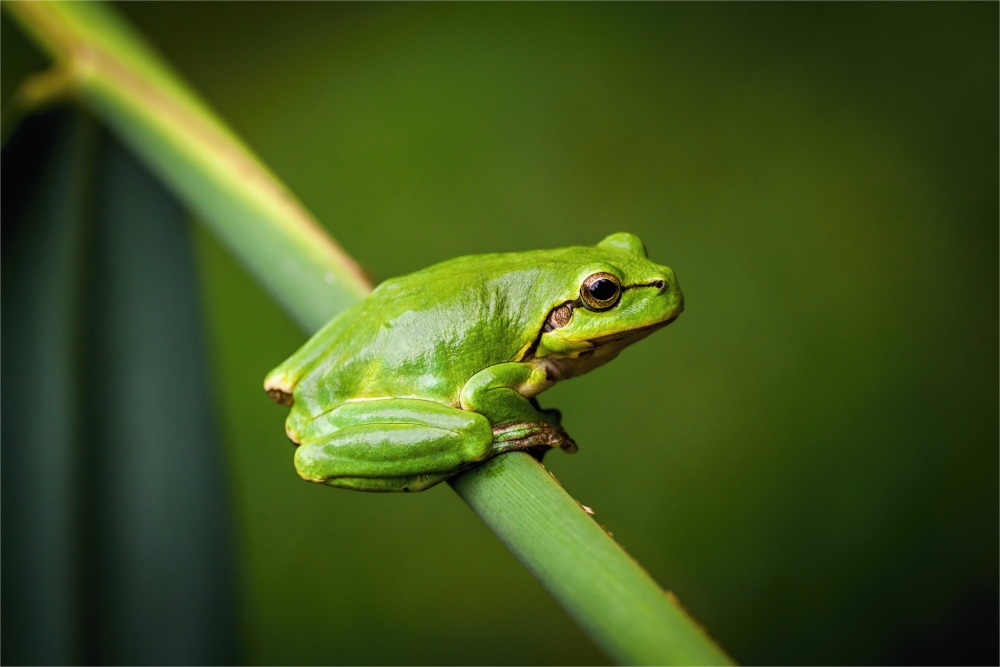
left=654, top=280, right=666, bottom=291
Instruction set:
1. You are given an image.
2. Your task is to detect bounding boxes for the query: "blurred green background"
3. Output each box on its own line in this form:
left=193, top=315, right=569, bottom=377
left=2, top=2, right=997, bottom=665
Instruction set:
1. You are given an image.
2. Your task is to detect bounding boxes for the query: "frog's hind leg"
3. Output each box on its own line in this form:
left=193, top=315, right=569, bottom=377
left=293, top=398, right=493, bottom=492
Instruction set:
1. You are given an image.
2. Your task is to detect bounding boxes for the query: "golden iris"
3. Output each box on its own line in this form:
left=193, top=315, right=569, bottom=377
left=580, top=273, right=621, bottom=310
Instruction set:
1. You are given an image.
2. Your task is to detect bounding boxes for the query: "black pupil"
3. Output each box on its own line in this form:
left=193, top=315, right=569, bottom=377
left=589, top=279, right=618, bottom=301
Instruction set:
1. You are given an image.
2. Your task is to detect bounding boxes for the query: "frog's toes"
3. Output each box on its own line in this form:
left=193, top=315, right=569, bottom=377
left=492, top=422, right=577, bottom=455
left=538, top=407, right=563, bottom=427
left=528, top=399, right=563, bottom=427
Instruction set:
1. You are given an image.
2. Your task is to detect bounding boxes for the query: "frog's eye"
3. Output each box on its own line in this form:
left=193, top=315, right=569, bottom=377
left=580, top=273, right=621, bottom=310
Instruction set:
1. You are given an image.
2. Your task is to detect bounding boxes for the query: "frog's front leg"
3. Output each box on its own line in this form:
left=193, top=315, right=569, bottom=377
left=292, top=398, right=494, bottom=492
left=460, top=362, right=577, bottom=454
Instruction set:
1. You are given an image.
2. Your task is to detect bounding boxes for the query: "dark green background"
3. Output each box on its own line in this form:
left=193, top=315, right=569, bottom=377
left=3, top=3, right=997, bottom=665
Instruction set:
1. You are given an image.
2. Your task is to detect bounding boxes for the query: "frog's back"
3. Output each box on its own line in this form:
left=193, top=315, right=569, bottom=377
left=289, top=251, right=571, bottom=418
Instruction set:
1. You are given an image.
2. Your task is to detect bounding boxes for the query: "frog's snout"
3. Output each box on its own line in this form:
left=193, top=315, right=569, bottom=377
left=670, top=288, right=685, bottom=319
left=657, top=271, right=684, bottom=318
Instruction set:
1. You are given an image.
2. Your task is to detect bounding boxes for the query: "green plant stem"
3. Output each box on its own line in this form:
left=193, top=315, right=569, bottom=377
left=2, top=0, right=371, bottom=332
left=3, top=2, right=735, bottom=663
left=451, top=454, right=732, bottom=665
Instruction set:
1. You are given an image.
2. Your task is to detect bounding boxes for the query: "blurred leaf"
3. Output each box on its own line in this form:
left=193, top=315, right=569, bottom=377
left=1, top=106, right=92, bottom=667
left=1, top=106, right=240, bottom=664
left=77, top=124, right=240, bottom=664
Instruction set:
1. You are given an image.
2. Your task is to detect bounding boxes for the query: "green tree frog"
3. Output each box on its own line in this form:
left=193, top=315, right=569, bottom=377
left=264, top=232, right=683, bottom=492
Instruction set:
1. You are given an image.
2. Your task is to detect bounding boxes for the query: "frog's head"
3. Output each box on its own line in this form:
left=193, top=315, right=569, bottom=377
left=533, top=232, right=684, bottom=377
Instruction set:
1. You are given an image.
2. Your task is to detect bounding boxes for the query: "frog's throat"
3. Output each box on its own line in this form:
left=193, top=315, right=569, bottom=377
left=520, top=312, right=678, bottom=363
left=522, top=315, right=678, bottom=384
left=579, top=315, right=678, bottom=347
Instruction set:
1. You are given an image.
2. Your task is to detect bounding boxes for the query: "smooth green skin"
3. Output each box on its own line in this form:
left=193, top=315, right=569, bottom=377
left=265, top=233, right=683, bottom=492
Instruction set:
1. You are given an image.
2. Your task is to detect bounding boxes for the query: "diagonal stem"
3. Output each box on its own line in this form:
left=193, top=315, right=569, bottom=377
left=2, top=1, right=735, bottom=664
left=451, top=454, right=733, bottom=665
left=3, top=0, right=371, bottom=332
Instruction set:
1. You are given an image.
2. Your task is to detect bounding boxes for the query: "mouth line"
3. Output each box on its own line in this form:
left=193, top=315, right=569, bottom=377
left=583, top=314, right=679, bottom=346
left=623, top=281, right=667, bottom=292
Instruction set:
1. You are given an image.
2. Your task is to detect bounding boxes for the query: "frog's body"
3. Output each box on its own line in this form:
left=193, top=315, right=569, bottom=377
left=265, top=233, right=683, bottom=492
